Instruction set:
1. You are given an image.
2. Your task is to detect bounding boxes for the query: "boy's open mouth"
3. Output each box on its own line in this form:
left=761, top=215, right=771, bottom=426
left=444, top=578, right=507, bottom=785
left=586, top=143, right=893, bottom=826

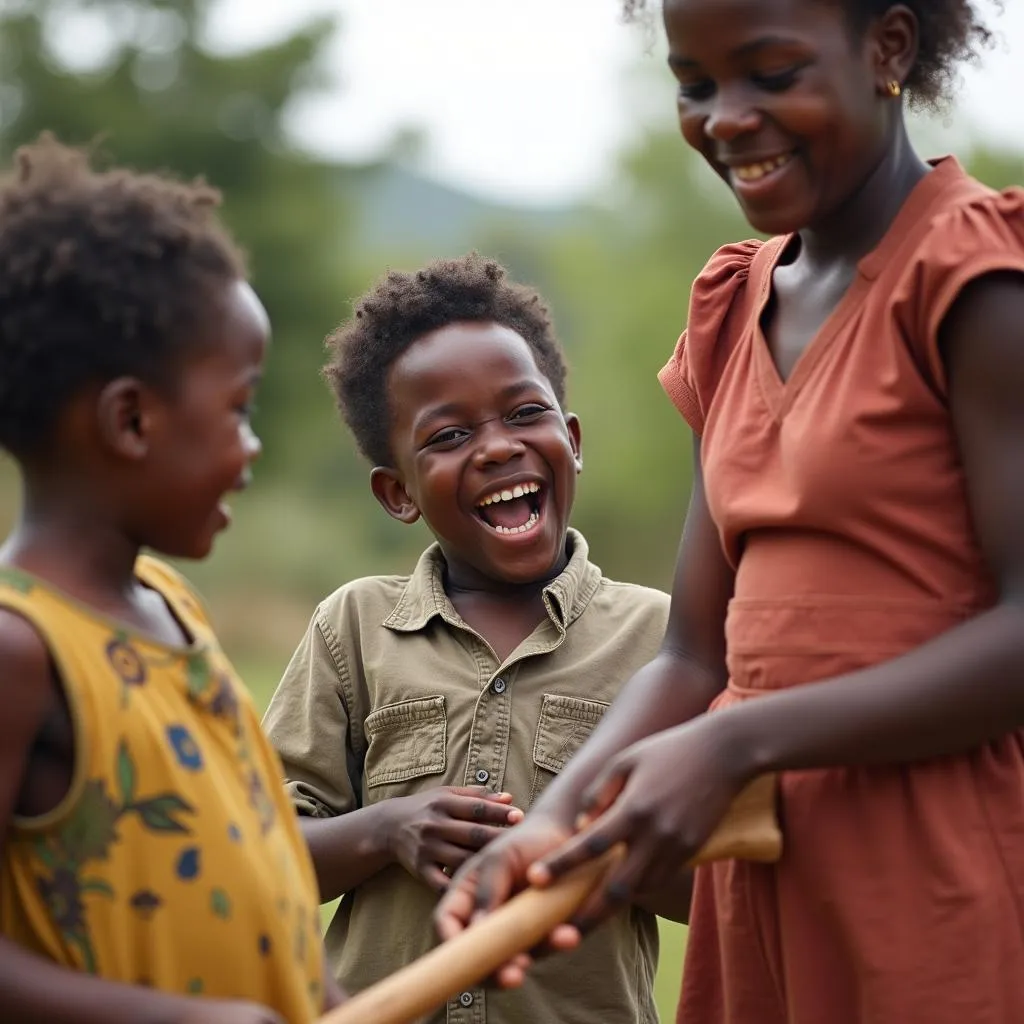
left=474, top=481, right=544, bottom=536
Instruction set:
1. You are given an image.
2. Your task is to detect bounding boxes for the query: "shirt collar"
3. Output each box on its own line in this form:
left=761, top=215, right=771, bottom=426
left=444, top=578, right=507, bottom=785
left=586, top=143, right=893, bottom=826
left=382, top=528, right=601, bottom=635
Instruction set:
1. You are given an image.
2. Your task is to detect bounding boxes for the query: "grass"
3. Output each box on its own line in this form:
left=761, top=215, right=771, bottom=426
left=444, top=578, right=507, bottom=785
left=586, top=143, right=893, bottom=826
left=238, top=659, right=687, bottom=1021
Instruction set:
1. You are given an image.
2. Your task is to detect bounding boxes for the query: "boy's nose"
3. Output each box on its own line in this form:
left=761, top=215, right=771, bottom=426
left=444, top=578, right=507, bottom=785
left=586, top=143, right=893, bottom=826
left=473, top=427, right=526, bottom=466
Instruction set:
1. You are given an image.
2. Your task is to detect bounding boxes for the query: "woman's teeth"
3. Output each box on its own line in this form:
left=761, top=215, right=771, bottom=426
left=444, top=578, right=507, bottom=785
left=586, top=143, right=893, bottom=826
left=733, top=153, right=793, bottom=182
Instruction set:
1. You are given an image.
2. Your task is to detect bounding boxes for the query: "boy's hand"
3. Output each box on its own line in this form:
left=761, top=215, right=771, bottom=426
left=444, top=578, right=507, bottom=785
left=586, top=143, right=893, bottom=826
left=176, top=998, right=287, bottom=1023
left=385, top=786, right=524, bottom=892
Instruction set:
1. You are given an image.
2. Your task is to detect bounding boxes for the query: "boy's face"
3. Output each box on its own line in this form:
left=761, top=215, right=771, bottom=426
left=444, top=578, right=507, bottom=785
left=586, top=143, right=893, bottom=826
left=373, top=321, right=582, bottom=588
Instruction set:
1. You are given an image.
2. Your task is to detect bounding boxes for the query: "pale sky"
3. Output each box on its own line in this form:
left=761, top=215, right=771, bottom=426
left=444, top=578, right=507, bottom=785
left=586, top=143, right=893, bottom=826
left=208, top=0, right=1022, bottom=206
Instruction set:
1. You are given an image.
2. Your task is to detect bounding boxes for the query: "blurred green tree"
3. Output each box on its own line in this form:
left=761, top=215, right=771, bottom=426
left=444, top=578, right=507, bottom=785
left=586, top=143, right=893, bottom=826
left=0, top=0, right=356, bottom=478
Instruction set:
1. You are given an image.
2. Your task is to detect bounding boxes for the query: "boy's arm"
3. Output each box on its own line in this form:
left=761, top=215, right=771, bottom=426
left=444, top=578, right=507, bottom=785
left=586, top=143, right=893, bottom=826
left=262, top=610, right=377, bottom=898
left=297, top=806, right=396, bottom=901
left=265, top=611, right=523, bottom=901
left=0, top=612, right=284, bottom=1024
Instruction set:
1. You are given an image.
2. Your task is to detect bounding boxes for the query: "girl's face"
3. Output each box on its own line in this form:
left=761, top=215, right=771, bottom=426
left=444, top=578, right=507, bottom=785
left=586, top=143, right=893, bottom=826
left=139, top=280, right=268, bottom=560
left=664, top=0, right=895, bottom=236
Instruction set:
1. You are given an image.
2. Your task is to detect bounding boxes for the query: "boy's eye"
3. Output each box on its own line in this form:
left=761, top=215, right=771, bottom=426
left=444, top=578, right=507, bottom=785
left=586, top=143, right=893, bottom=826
left=236, top=402, right=255, bottom=420
left=509, top=404, right=549, bottom=422
left=752, top=66, right=802, bottom=92
left=426, top=427, right=468, bottom=447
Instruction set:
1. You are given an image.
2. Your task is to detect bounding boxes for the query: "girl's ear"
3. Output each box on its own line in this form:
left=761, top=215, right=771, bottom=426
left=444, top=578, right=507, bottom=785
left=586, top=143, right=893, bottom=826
left=370, top=467, right=421, bottom=524
left=95, top=377, right=152, bottom=460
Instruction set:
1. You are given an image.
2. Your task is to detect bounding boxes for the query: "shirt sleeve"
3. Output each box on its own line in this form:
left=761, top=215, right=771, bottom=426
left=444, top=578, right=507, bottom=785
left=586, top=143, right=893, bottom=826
left=262, top=606, right=360, bottom=819
left=658, top=238, right=765, bottom=436
left=893, top=185, right=1024, bottom=398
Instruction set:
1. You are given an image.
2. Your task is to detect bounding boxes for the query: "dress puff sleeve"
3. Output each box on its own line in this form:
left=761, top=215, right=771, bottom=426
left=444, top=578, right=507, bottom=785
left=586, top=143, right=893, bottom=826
left=658, top=239, right=765, bottom=436
left=891, top=185, right=1024, bottom=398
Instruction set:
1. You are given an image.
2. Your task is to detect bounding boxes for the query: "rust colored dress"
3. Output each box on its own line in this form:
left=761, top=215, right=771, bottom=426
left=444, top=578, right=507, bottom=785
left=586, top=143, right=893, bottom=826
left=659, top=158, right=1024, bottom=1023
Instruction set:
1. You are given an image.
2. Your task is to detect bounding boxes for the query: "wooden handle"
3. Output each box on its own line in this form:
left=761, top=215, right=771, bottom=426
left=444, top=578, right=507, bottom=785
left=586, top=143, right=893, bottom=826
left=318, top=775, right=780, bottom=1024
left=687, top=772, right=781, bottom=866
left=319, top=846, right=625, bottom=1024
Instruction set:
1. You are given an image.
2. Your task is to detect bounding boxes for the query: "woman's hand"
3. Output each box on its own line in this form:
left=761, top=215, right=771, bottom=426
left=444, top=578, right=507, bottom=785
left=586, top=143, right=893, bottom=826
left=434, top=813, right=579, bottom=987
left=529, top=713, right=752, bottom=934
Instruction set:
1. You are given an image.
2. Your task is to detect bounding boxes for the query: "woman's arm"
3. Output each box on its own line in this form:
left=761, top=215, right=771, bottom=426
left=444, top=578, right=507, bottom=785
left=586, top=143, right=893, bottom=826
left=510, top=440, right=735, bottom=828
left=434, top=439, right=734, bottom=943
left=722, top=270, right=1024, bottom=772
left=536, top=271, right=1024, bottom=928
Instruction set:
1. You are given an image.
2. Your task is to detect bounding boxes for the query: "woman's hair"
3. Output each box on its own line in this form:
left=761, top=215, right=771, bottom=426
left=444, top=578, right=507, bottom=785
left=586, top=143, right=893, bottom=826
left=623, top=0, right=995, bottom=109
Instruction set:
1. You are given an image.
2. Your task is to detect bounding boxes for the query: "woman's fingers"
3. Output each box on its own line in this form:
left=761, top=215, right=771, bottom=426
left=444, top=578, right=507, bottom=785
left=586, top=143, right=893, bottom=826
left=527, top=808, right=629, bottom=887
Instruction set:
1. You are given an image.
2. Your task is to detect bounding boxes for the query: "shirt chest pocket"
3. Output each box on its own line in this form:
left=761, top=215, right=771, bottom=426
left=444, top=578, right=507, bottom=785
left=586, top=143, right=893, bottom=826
left=363, top=696, right=447, bottom=793
left=530, top=694, right=610, bottom=803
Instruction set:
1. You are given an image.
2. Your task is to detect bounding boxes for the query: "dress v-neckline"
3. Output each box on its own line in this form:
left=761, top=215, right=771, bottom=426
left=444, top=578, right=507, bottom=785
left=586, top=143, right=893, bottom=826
left=750, top=156, right=966, bottom=423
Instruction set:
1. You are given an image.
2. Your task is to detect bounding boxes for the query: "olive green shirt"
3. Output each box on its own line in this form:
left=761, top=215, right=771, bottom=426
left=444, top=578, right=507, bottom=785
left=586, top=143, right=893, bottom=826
left=263, top=530, right=669, bottom=1024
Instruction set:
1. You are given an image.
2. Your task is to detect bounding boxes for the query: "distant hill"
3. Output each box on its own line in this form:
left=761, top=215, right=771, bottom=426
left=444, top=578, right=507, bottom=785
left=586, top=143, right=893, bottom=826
left=341, top=161, right=583, bottom=256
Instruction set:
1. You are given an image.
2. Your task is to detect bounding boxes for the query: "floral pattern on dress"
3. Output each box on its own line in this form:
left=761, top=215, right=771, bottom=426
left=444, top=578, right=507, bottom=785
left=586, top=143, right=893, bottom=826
left=31, top=740, right=195, bottom=973
left=0, top=567, right=35, bottom=594
left=166, top=724, right=204, bottom=771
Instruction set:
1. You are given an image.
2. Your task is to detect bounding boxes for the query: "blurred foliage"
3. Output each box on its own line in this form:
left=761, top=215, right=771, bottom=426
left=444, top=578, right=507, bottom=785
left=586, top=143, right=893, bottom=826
left=0, top=0, right=355, bottom=481
left=1, top=0, right=1021, bottom=671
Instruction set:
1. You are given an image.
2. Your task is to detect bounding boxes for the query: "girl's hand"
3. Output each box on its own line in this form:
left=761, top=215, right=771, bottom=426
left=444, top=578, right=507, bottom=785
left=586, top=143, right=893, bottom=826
left=528, top=714, right=751, bottom=935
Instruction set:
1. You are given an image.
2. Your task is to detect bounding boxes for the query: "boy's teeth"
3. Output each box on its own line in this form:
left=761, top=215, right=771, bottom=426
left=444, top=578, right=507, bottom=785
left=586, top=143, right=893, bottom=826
left=492, top=512, right=540, bottom=535
left=734, top=153, right=792, bottom=182
left=477, top=481, right=540, bottom=507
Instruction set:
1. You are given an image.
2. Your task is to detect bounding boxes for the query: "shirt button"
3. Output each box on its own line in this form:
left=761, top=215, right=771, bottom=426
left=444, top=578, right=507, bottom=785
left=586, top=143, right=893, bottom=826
left=491, top=677, right=507, bottom=694
left=475, top=768, right=490, bottom=784
left=459, top=992, right=474, bottom=1007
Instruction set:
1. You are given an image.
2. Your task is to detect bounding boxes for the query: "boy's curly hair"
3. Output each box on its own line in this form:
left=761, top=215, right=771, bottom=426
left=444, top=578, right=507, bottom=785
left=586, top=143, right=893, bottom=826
left=324, top=252, right=568, bottom=467
left=0, top=134, right=246, bottom=458
left=625, top=0, right=995, bottom=110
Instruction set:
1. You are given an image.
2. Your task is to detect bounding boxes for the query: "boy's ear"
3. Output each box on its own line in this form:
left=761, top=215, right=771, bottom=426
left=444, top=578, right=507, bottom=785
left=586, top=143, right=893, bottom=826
left=564, top=412, right=583, bottom=474
left=370, top=466, right=421, bottom=525
left=95, top=377, right=152, bottom=460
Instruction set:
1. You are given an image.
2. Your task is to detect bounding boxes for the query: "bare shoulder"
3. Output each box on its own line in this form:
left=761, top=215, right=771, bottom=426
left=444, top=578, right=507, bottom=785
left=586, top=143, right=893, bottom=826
left=0, top=608, right=56, bottom=743
left=942, top=270, right=1024, bottom=377
left=941, top=270, right=1024, bottom=591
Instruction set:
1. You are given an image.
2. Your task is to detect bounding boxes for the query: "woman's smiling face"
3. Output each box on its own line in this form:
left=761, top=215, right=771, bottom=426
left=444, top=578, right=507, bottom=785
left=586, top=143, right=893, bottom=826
left=664, top=0, right=894, bottom=235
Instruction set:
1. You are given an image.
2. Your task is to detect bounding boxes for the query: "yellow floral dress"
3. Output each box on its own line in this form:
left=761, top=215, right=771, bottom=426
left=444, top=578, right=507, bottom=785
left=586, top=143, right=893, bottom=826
left=0, top=557, right=324, bottom=1022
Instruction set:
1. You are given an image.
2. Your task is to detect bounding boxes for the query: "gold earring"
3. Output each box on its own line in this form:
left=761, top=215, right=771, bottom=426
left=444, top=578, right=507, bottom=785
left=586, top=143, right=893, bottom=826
left=887, top=80, right=902, bottom=98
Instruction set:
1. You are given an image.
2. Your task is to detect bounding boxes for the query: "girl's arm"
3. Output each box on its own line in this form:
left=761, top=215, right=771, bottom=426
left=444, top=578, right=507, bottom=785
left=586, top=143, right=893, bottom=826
left=0, top=612, right=282, bottom=1024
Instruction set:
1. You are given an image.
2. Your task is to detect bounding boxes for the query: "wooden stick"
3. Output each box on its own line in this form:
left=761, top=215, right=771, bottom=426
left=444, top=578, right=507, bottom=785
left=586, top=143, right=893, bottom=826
left=318, top=774, right=781, bottom=1024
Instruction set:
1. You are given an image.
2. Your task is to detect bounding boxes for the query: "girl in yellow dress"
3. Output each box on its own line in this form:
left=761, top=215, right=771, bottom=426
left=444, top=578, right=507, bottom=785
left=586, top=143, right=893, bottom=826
left=0, top=135, right=344, bottom=1024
